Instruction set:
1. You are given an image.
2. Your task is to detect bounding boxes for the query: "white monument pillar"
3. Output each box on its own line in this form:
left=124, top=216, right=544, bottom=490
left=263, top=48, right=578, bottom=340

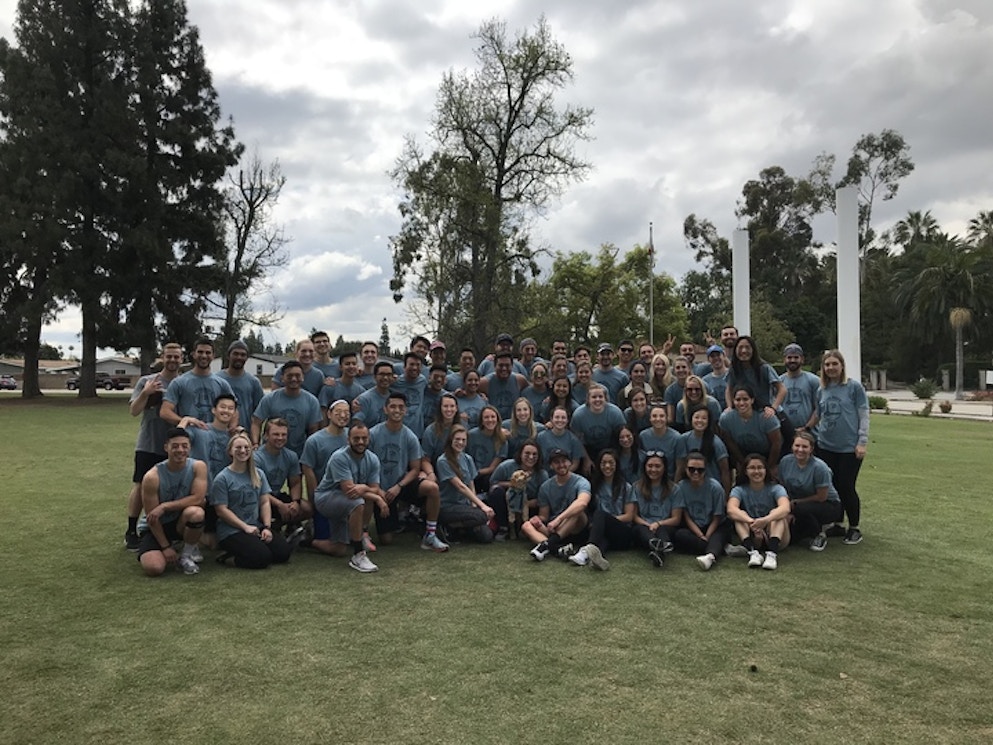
left=732, top=228, right=750, bottom=336
left=836, top=186, right=861, bottom=380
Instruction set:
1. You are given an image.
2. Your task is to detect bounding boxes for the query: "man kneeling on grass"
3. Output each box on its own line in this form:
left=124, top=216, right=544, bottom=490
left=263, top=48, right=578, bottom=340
left=137, top=427, right=207, bottom=577
left=313, top=421, right=390, bottom=573
left=521, top=449, right=593, bottom=562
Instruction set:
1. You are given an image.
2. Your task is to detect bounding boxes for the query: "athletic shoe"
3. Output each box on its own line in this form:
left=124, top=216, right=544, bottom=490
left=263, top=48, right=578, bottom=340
left=724, top=543, right=748, bottom=558
left=843, top=527, right=863, bottom=545
left=362, top=532, right=378, bottom=552
left=178, top=555, right=199, bottom=575
left=349, top=551, right=378, bottom=573
left=124, top=531, right=140, bottom=552
left=568, top=546, right=589, bottom=566
left=810, top=533, right=828, bottom=552
left=762, top=551, right=778, bottom=570
left=493, top=529, right=509, bottom=542
left=825, top=523, right=846, bottom=538
left=585, top=544, right=610, bottom=571
left=420, top=533, right=450, bottom=552
left=190, top=545, right=204, bottom=564
left=649, top=550, right=664, bottom=568
left=530, top=541, right=550, bottom=561
left=747, top=550, right=764, bottom=568
left=696, top=553, right=715, bottom=571
left=556, top=542, right=575, bottom=559
left=286, top=525, right=306, bottom=549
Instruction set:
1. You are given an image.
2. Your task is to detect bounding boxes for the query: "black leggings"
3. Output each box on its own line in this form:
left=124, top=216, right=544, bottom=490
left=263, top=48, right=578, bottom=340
left=588, top=511, right=635, bottom=554
left=672, top=519, right=731, bottom=558
left=791, top=499, right=844, bottom=540
left=219, top=532, right=292, bottom=569
left=816, top=448, right=862, bottom=527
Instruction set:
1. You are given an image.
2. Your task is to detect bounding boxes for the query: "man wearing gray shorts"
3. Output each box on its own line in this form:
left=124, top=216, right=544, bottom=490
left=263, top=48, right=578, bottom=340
left=313, top=421, right=389, bottom=573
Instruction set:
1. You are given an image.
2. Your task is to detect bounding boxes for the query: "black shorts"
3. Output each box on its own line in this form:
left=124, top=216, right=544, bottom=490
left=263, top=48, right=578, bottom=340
left=133, top=450, right=167, bottom=483
left=137, top=520, right=183, bottom=557
left=375, top=479, right=428, bottom=535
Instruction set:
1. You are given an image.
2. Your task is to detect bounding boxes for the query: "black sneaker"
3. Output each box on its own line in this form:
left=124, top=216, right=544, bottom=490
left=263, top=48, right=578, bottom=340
left=649, top=550, right=664, bottom=568
left=124, top=531, right=140, bottom=552
left=843, top=527, right=863, bottom=545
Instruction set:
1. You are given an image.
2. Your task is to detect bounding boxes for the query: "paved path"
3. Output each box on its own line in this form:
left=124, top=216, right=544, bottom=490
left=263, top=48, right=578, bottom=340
left=869, top=388, right=993, bottom=421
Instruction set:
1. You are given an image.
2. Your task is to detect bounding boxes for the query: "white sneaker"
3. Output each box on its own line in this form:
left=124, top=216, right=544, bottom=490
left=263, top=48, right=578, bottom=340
left=568, top=546, right=590, bottom=566
left=420, top=533, right=450, bottom=552
left=762, top=551, right=778, bottom=570
left=178, top=555, right=200, bottom=575
left=349, top=551, right=378, bottom=573
left=530, top=541, right=550, bottom=561
left=696, top=553, right=715, bottom=571
left=747, top=550, right=764, bottom=568
left=585, top=544, right=610, bottom=571
left=190, top=545, right=204, bottom=564
left=724, top=543, right=748, bottom=558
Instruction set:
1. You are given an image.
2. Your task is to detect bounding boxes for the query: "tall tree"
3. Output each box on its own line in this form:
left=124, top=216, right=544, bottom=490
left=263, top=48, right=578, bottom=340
left=115, top=0, right=242, bottom=372
left=202, top=151, right=288, bottom=351
left=390, top=16, right=593, bottom=352
left=837, top=129, right=914, bottom=249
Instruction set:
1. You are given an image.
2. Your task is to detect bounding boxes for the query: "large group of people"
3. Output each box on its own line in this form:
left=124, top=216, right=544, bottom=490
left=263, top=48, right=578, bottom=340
left=124, top=326, right=869, bottom=577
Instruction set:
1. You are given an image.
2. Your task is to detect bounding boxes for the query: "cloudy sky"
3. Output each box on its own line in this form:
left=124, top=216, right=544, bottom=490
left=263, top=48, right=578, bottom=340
left=2, top=0, right=991, bottom=353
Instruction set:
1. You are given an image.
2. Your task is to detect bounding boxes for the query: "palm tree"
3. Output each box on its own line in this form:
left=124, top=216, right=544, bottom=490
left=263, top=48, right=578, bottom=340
left=893, top=210, right=939, bottom=249
left=967, top=209, right=993, bottom=249
left=900, top=240, right=992, bottom=399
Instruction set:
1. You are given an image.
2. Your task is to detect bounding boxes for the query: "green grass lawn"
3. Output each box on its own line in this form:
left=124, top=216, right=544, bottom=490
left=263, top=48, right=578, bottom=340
left=2, top=397, right=992, bottom=744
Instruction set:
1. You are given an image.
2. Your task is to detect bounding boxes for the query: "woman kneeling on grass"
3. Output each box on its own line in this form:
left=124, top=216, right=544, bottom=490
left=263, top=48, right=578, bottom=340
left=213, top=432, right=292, bottom=569
left=436, top=425, right=495, bottom=543
left=726, top=453, right=791, bottom=571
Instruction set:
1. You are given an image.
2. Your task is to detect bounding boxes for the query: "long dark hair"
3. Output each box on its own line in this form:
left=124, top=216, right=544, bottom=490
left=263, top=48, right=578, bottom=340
left=637, top=451, right=672, bottom=500
left=612, top=425, right=640, bottom=479
left=591, top=449, right=625, bottom=508
left=730, top=335, right=767, bottom=376
left=688, top=406, right=716, bottom=462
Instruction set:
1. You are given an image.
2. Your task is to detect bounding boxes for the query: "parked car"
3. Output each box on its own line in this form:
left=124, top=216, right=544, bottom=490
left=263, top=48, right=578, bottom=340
left=0, top=374, right=17, bottom=390
left=66, top=372, right=130, bottom=391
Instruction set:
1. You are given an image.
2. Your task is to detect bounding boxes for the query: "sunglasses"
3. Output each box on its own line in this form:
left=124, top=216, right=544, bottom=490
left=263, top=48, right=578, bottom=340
left=686, top=466, right=706, bottom=475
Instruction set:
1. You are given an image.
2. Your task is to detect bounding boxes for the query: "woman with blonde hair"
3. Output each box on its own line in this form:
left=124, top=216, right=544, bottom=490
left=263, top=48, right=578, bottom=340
left=213, top=432, right=292, bottom=569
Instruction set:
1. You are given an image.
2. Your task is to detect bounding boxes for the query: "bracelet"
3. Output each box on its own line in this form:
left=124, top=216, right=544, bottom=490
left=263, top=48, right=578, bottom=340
left=262, top=525, right=271, bottom=531
left=159, top=543, right=171, bottom=551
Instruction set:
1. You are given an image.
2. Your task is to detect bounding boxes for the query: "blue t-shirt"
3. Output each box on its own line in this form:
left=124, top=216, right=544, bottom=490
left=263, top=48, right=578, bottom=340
left=731, top=482, right=787, bottom=518
left=673, top=478, right=726, bottom=528
left=436, top=451, right=480, bottom=507
left=778, top=455, right=840, bottom=502
left=211, top=468, right=272, bottom=541
left=780, top=371, right=822, bottom=429
left=593, top=479, right=634, bottom=516
left=503, top=419, right=546, bottom=461
left=217, top=370, right=264, bottom=431
left=491, top=459, right=549, bottom=500
left=318, top=379, right=367, bottom=409
left=633, top=482, right=678, bottom=522
left=354, top=388, right=391, bottom=429
left=638, top=428, right=681, bottom=470
left=702, top=370, right=730, bottom=410
left=420, top=424, right=452, bottom=467
left=727, top=363, right=780, bottom=409
left=570, top=403, right=625, bottom=456
left=188, top=425, right=232, bottom=485
left=252, top=389, right=323, bottom=456
left=391, top=375, right=428, bottom=437
left=483, top=374, right=523, bottom=420
left=315, top=446, right=381, bottom=496
left=592, top=367, right=630, bottom=404
left=674, top=396, right=722, bottom=429
left=272, top=364, right=325, bottom=397
left=718, top=409, right=779, bottom=458
left=675, top=431, right=729, bottom=484
left=300, top=428, right=349, bottom=479
left=467, top=428, right=508, bottom=472
left=536, top=428, right=585, bottom=467
left=368, top=423, right=422, bottom=489
left=253, top=445, right=301, bottom=495
left=457, top=394, right=486, bottom=429
left=163, top=371, right=235, bottom=423
left=152, top=459, right=197, bottom=523
left=538, top=473, right=591, bottom=519
left=816, top=380, right=869, bottom=453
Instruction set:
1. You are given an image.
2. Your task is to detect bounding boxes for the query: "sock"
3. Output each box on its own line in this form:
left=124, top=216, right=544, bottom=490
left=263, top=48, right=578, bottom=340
left=127, top=517, right=138, bottom=533
left=768, top=537, right=781, bottom=553
left=426, top=520, right=437, bottom=536
left=742, top=537, right=755, bottom=551
left=351, top=540, right=364, bottom=555
left=546, top=533, right=562, bottom=552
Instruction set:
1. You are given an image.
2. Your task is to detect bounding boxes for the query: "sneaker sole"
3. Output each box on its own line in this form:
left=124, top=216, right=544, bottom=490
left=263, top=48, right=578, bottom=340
left=421, top=544, right=449, bottom=552
left=809, top=542, right=827, bottom=552
left=843, top=537, right=863, bottom=545
left=649, top=551, right=664, bottom=568
left=349, top=562, right=378, bottom=573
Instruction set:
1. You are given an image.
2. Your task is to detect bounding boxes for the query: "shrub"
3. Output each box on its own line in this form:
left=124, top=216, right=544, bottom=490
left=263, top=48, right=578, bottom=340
left=910, top=378, right=938, bottom=400
left=939, top=400, right=952, bottom=414
left=868, top=395, right=889, bottom=411
left=912, top=401, right=934, bottom=417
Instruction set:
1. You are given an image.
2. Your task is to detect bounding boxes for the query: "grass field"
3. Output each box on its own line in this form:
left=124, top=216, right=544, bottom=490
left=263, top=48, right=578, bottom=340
left=2, top=395, right=992, bottom=744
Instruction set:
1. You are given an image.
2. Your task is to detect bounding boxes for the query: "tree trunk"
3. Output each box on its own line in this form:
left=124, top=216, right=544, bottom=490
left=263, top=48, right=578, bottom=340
left=20, top=309, right=44, bottom=399
left=955, top=324, right=964, bottom=400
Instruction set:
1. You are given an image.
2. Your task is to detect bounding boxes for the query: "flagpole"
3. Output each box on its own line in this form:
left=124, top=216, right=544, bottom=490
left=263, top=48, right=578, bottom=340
left=648, top=222, right=655, bottom=346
